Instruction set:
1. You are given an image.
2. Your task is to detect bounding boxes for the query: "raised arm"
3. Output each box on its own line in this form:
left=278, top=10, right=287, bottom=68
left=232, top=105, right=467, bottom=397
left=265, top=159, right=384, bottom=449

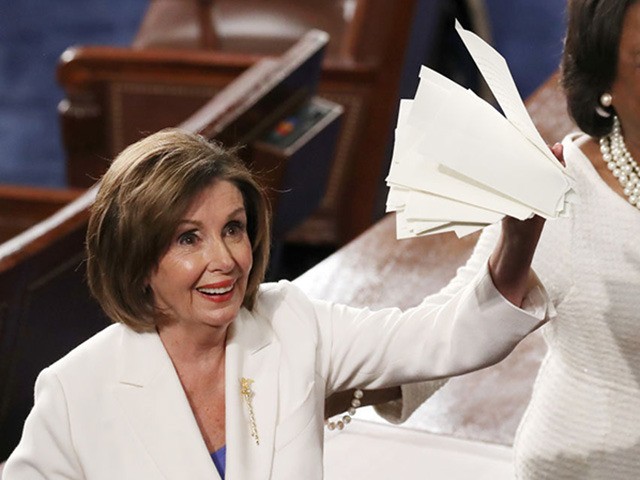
left=489, top=143, right=564, bottom=307
left=373, top=143, right=565, bottom=422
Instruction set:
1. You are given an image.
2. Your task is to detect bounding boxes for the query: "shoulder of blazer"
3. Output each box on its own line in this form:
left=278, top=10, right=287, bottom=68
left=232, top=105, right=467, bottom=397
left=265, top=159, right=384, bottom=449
left=45, top=322, right=126, bottom=381
left=253, top=280, right=321, bottom=332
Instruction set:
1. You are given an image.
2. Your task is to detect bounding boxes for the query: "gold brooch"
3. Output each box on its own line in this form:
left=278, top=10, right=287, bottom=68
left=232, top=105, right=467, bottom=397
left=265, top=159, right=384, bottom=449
left=240, top=377, right=260, bottom=445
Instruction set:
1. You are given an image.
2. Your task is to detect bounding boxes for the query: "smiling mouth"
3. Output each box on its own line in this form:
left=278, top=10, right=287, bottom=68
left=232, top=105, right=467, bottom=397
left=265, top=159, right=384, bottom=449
left=196, top=283, right=234, bottom=296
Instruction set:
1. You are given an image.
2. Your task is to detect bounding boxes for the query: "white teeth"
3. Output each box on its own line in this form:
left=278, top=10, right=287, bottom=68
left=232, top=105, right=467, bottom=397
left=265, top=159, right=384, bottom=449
left=197, top=285, right=233, bottom=295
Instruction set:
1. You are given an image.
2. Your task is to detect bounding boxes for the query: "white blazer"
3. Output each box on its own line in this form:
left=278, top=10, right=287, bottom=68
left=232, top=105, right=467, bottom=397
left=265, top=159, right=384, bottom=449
left=4, top=265, right=550, bottom=479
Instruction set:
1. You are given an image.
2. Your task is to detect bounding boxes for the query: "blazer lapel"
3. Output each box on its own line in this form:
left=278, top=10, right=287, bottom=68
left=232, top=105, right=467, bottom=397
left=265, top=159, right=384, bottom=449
left=113, top=326, right=219, bottom=480
left=225, top=308, right=280, bottom=480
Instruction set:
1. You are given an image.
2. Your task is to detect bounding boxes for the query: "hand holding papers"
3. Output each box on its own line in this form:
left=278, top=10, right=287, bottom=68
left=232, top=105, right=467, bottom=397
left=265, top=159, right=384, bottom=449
left=386, top=21, right=576, bottom=238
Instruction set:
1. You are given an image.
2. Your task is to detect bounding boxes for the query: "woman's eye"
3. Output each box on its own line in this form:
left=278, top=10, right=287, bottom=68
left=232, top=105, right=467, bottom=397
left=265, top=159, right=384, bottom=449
left=178, top=231, right=198, bottom=245
left=225, top=221, right=246, bottom=237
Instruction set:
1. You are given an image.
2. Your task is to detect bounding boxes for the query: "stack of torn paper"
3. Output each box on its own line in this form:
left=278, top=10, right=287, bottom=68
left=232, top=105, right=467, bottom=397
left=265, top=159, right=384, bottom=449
left=386, top=20, right=576, bottom=239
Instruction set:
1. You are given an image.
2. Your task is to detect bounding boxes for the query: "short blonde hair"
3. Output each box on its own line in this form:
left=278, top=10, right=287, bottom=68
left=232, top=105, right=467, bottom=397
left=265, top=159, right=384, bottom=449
left=86, top=128, right=271, bottom=331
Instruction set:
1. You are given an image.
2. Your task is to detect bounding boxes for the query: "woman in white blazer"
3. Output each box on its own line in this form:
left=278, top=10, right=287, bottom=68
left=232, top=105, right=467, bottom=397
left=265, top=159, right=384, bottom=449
left=4, top=129, right=561, bottom=479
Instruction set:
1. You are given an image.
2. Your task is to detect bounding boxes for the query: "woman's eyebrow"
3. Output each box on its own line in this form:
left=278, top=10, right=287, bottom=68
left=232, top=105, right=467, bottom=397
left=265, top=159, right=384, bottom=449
left=176, top=219, right=202, bottom=228
left=227, top=207, right=247, bottom=219
left=176, top=207, right=246, bottom=226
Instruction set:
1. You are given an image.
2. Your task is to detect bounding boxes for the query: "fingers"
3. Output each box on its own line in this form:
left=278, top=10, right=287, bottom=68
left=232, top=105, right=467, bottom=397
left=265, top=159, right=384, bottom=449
left=551, top=142, right=566, bottom=167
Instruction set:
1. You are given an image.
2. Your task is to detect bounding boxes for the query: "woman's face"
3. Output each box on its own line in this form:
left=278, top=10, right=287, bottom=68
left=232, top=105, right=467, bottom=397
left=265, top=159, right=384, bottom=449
left=148, top=180, right=253, bottom=333
left=612, top=1, right=640, bottom=139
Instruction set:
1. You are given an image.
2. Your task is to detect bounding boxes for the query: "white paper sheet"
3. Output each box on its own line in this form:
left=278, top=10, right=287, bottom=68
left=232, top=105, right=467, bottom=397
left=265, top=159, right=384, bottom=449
left=454, top=20, right=558, bottom=168
left=387, top=87, right=537, bottom=220
left=385, top=20, right=575, bottom=239
left=404, top=190, right=503, bottom=224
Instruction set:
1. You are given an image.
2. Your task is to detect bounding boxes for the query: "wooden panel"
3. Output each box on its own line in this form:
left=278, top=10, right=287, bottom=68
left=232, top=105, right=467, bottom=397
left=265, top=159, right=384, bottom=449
left=58, top=46, right=261, bottom=186
left=58, top=0, right=417, bottom=247
left=0, top=186, right=106, bottom=461
left=0, top=186, right=82, bottom=244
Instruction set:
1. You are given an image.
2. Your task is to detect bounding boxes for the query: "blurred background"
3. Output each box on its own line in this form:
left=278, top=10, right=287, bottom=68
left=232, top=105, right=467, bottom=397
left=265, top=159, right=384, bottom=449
left=0, top=0, right=566, bottom=189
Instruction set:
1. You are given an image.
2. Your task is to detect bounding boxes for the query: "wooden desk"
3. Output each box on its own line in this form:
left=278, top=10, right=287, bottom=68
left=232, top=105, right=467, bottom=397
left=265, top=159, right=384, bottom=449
left=295, top=214, right=546, bottom=446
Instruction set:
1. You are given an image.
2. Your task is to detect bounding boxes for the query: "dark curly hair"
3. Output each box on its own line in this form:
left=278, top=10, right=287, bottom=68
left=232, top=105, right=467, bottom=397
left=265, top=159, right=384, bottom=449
left=561, top=0, right=636, bottom=137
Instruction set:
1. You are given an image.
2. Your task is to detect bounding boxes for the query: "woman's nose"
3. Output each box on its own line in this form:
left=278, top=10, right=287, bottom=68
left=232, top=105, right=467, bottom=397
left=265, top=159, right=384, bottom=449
left=205, top=238, right=235, bottom=272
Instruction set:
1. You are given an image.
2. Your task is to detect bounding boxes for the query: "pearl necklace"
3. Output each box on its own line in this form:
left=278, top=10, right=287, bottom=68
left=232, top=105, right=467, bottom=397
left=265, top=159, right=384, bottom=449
left=599, top=116, right=640, bottom=208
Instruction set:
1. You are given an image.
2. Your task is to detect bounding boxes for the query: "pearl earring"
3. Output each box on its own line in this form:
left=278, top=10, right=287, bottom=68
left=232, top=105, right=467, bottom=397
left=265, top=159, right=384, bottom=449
left=596, top=92, right=613, bottom=118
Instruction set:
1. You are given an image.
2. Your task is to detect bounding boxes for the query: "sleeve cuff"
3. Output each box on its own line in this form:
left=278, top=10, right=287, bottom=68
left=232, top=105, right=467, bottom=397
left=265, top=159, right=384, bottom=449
left=373, top=379, right=447, bottom=424
left=476, top=261, right=556, bottom=325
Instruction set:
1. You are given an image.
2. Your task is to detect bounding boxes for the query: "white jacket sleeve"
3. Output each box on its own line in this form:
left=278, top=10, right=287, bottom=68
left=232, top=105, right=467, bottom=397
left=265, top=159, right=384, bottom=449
left=310, top=234, right=552, bottom=398
left=374, top=224, right=503, bottom=422
left=373, top=223, right=558, bottom=423
left=4, top=368, right=85, bottom=480
left=316, top=224, right=554, bottom=423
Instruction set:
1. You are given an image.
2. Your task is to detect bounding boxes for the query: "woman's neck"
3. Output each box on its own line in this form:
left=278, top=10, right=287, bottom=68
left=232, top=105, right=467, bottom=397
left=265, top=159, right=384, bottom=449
left=579, top=127, right=640, bottom=204
left=578, top=134, right=627, bottom=198
left=157, top=322, right=228, bottom=372
left=157, top=322, right=228, bottom=453
left=622, top=124, right=640, bottom=161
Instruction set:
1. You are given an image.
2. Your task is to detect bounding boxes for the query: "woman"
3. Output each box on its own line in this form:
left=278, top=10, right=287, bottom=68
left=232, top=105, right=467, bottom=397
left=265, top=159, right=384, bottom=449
left=4, top=128, right=556, bottom=479
left=394, top=1, right=640, bottom=477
